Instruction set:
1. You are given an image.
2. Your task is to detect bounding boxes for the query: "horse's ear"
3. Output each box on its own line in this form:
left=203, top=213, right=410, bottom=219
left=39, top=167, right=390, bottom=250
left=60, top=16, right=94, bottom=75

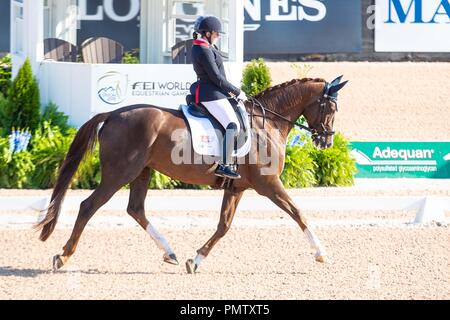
left=329, top=75, right=343, bottom=87
left=328, top=80, right=349, bottom=97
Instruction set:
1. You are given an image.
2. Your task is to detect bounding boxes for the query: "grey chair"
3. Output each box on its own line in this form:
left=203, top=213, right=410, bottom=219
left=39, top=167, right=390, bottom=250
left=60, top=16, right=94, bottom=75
left=81, top=37, right=124, bottom=64
left=43, top=38, right=78, bottom=62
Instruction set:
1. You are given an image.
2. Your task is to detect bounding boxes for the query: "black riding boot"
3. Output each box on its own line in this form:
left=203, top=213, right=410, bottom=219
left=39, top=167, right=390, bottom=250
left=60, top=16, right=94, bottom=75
left=215, top=123, right=241, bottom=179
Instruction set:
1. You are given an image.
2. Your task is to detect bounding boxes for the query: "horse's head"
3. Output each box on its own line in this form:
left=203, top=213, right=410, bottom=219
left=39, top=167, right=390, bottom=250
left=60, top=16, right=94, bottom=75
left=302, top=76, right=348, bottom=149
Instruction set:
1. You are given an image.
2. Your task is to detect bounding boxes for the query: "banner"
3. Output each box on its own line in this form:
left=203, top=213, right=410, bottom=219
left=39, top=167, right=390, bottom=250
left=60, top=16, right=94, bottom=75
left=92, top=64, right=195, bottom=113
left=90, top=62, right=240, bottom=113
left=77, top=0, right=140, bottom=51
left=375, top=0, right=450, bottom=52
left=244, top=0, right=362, bottom=55
left=0, top=0, right=10, bottom=52
left=350, top=142, right=450, bottom=178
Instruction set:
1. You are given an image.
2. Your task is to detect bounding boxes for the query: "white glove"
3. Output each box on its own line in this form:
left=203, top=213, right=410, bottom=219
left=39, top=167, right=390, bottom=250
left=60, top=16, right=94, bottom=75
left=237, top=91, right=248, bottom=101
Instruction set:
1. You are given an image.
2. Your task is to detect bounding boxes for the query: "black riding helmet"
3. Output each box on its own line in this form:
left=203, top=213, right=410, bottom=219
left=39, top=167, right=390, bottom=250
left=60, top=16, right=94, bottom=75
left=194, top=15, right=223, bottom=34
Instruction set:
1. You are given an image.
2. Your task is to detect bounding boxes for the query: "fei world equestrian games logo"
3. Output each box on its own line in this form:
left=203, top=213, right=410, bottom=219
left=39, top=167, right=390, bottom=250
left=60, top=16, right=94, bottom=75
left=97, top=71, right=128, bottom=105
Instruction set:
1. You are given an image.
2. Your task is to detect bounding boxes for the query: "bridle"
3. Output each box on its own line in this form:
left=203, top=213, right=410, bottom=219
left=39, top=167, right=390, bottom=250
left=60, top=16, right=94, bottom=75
left=245, top=82, right=337, bottom=141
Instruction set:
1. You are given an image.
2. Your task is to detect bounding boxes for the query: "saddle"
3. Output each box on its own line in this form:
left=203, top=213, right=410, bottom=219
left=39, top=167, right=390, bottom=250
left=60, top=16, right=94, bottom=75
left=180, top=95, right=252, bottom=158
left=185, top=95, right=248, bottom=135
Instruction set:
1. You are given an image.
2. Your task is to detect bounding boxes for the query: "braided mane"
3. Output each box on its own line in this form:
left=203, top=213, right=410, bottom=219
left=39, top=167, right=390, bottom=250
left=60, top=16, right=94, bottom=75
left=253, top=78, right=326, bottom=114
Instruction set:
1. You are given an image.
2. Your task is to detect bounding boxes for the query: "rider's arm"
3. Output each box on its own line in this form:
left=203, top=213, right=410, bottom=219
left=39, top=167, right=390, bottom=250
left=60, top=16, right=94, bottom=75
left=197, top=48, right=241, bottom=97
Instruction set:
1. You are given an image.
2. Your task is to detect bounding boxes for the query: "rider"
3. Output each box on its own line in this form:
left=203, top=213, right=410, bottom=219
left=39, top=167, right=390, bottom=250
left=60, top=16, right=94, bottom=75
left=189, top=15, right=247, bottom=180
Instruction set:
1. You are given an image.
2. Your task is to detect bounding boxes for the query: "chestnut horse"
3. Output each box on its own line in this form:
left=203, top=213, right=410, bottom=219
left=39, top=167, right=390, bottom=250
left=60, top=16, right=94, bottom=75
left=35, top=77, right=348, bottom=273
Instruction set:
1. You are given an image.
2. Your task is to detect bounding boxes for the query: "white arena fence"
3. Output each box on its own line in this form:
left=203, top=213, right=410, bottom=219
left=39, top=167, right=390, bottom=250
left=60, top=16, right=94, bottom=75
left=0, top=194, right=448, bottom=224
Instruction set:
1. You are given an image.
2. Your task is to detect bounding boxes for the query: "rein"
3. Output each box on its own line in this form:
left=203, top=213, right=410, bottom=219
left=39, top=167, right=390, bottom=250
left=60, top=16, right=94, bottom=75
left=244, top=83, right=336, bottom=138
left=247, top=97, right=311, bottom=132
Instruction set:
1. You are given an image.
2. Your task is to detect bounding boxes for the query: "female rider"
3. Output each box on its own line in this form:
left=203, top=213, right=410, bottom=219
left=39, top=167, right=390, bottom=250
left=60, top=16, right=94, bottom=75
left=189, top=15, right=247, bottom=179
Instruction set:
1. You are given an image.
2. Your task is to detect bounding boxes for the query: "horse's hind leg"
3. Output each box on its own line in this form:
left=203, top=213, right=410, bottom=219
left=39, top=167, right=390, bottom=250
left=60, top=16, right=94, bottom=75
left=127, top=167, right=178, bottom=265
left=253, top=177, right=327, bottom=263
left=53, top=179, right=124, bottom=270
left=186, top=188, right=245, bottom=274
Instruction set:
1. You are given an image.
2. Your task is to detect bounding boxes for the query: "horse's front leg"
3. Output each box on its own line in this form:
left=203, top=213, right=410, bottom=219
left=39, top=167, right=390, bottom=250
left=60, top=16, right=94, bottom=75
left=253, top=176, right=327, bottom=263
left=186, top=188, right=245, bottom=274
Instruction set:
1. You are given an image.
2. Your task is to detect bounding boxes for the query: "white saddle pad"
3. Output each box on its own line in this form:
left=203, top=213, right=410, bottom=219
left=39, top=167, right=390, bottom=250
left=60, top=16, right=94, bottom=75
left=180, top=102, right=252, bottom=157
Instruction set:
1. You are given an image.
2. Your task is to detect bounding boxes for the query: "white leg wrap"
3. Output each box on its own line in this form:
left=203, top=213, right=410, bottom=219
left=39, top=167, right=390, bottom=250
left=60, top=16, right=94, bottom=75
left=194, top=254, right=205, bottom=267
left=146, top=224, right=174, bottom=255
left=304, top=228, right=326, bottom=256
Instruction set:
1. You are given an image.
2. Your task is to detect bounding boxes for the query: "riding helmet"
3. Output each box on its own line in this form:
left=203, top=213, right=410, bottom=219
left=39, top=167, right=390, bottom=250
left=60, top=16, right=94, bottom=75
left=194, top=15, right=223, bottom=34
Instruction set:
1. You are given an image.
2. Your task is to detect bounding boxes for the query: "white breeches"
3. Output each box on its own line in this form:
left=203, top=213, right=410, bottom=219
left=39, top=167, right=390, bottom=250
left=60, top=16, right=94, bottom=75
left=202, top=99, right=241, bottom=132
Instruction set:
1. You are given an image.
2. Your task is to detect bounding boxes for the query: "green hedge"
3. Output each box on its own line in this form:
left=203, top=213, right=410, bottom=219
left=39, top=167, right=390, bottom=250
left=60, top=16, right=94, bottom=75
left=40, top=102, right=71, bottom=134
left=241, top=58, right=272, bottom=96
left=123, top=49, right=140, bottom=64
left=0, top=135, right=35, bottom=189
left=281, top=129, right=357, bottom=188
left=281, top=131, right=317, bottom=188
left=0, top=54, right=11, bottom=97
left=3, top=58, right=41, bottom=133
left=29, top=122, right=77, bottom=188
left=0, top=136, right=13, bottom=187
left=0, top=93, right=8, bottom=137
left=310, top=134, right=357, bottom=186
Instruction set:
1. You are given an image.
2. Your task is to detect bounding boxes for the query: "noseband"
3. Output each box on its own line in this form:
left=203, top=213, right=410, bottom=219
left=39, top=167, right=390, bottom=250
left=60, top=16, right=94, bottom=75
left=313, top=83, right=337, bottom=139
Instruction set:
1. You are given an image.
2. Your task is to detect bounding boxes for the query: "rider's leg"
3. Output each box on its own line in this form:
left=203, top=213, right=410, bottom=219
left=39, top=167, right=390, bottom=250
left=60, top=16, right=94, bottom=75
left=202, top=98, right=241, bottom=133
left=213, top=122, right=240, bottom=179
left=223, top=123, right=238, bottom=165
left=203, top=99, right=241, bottom=179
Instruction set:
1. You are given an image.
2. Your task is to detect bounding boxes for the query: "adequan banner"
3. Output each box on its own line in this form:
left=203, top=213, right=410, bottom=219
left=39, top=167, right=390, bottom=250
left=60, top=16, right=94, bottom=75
left=350, top=142, right=450, bottom=178
left=375, top=0, right=450, bottom=52
left=244, top=0, right=362, bottom=55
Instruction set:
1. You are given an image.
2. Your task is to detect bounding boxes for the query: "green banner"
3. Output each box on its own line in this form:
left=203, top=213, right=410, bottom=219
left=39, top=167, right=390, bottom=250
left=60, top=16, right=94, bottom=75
left=350, top=142, right=450, bottom=178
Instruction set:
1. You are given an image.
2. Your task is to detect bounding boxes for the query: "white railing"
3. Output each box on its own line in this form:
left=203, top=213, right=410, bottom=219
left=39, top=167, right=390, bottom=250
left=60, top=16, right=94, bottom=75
left=0, top=195, right=448, bottom=224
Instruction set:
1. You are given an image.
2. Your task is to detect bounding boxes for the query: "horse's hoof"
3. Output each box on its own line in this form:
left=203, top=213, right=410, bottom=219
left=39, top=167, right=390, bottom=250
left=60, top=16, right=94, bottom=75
left=52, top=255, right=64, bottom=271
left=185, top=259, right=198, bottom=274
left=315, top=255, right=327, bottom=263
left=163, top=253, right=179, bottom=265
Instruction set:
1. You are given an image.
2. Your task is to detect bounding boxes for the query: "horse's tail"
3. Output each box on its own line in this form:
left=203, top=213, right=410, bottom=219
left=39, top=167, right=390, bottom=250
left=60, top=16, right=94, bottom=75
left=35, top=112, right=111, bottom=241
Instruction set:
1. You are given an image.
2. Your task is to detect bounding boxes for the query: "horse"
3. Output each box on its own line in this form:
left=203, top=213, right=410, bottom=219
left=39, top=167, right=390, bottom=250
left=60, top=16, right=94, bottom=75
left=35, top=76, right=348, bottom=273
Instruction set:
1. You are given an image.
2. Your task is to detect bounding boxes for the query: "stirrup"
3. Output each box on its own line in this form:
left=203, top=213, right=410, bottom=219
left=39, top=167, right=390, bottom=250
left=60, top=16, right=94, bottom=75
left=215, top=164, right=241, bottom=179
